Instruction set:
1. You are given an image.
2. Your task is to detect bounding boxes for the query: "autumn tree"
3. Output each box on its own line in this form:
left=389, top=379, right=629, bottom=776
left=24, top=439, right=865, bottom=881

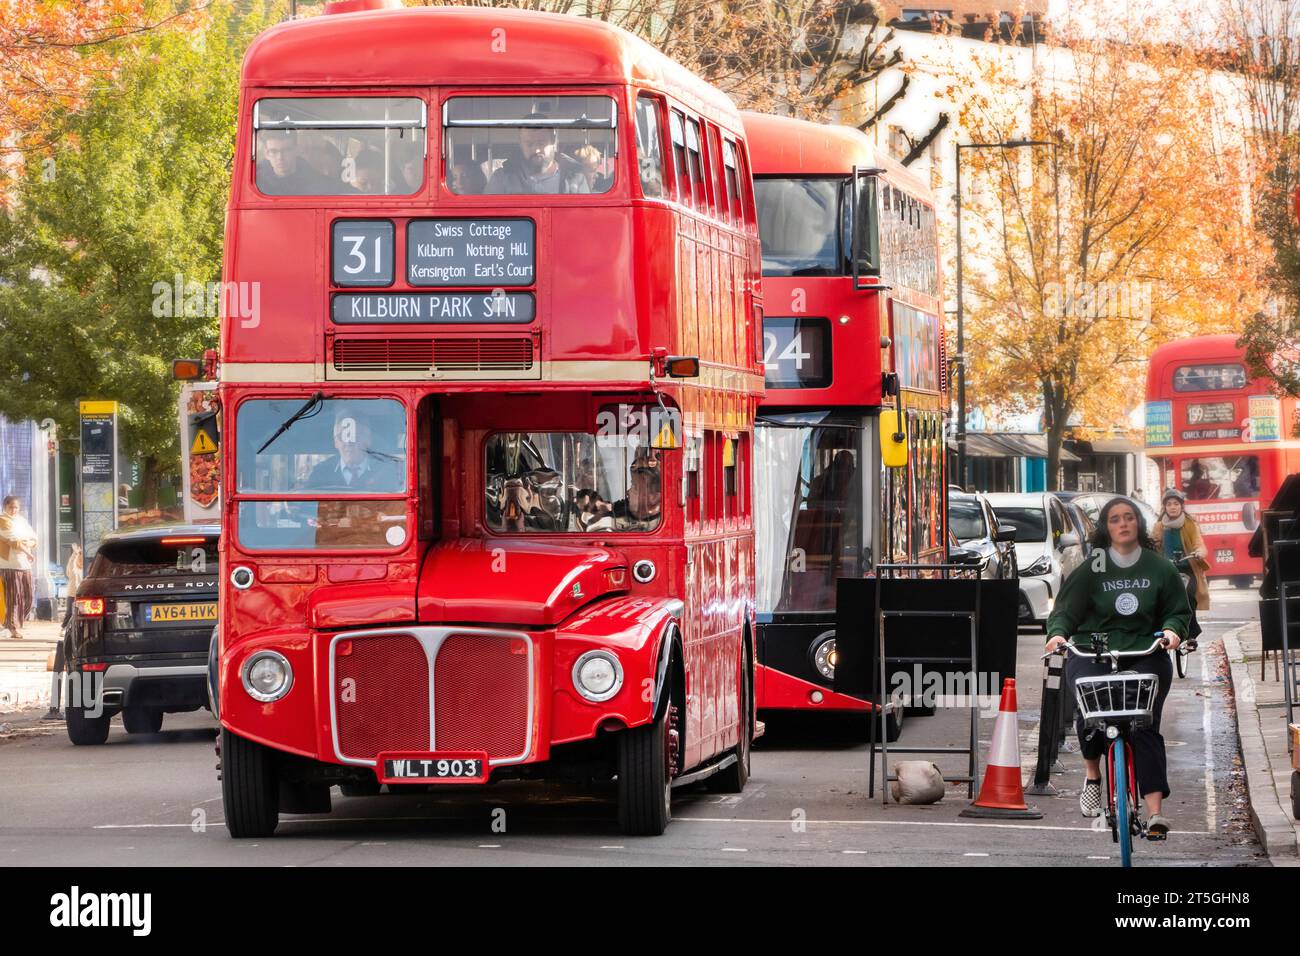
left=0, top=0, right=205, bottom=198
left=1223, top=0, right=1300, bottom=398
left=944, top=10, right=1266, bottom=488
left=363, top=0, right=911, bottom=129
left=0, top=1, right=277, bottom=504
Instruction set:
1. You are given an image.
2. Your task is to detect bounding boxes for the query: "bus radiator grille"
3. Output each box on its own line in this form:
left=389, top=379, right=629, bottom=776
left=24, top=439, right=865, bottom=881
left=434, top=633, right=531, bottom=762
left=330, top=336, right=534, bottom=373
left=335, top=633, right=430, bottom=761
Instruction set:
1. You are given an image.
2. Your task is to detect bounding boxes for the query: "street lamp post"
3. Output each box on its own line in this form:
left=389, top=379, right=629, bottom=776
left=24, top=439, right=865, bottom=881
left=954, top=138, right=1056, bottom=491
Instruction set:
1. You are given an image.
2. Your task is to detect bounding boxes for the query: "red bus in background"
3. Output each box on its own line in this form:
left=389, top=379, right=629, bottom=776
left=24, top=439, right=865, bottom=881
left=1144, top=334, right=1297, bottom=585
left=212, top=2, right=763, bottom=837
left=743, top=113, right=946, bottom=730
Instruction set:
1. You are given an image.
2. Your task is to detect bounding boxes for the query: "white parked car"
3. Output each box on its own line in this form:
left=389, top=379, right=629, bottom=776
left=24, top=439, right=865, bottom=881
left=985, top=492, right=1088, bottom=631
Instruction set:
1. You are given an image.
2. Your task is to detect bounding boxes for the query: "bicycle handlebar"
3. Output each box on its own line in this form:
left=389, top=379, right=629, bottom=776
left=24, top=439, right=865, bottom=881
left=1041, top=634, right=1170, bottom=662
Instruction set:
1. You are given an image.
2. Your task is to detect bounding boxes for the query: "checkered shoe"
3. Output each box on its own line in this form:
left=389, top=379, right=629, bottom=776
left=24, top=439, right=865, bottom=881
left=1079, top=779, right=1102, bottom=818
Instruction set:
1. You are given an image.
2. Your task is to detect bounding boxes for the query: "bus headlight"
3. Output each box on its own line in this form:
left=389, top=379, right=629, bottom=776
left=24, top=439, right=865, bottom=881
left=572, top=650, right=623, bottom=702
left=241, top=651, right=293, bottom=703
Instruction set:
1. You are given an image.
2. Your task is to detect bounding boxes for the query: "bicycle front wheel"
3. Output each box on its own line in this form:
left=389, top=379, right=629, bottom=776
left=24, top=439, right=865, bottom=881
left=1112, top=738, right=1133, bottom=867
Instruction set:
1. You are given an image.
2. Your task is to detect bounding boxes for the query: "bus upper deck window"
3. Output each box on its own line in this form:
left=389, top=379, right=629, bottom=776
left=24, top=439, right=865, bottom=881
left=722, top=140, right=741, bottom=220
left=254, top=97, right=427, bottom=197
left=444, top=95, right=617, bottom=196
left=634, top=95, right=666, bottom=199
left=685, top=118, right=706, bottom=208
left=668, top=110, right=689, bottom=204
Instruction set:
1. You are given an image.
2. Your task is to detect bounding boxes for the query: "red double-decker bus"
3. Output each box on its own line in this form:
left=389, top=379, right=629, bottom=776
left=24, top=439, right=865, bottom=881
left=212, top=2, right=763, bottom=837
left=1145, top=334, right=1297, bottom=585
left=743, top=113, right=946, bottom=728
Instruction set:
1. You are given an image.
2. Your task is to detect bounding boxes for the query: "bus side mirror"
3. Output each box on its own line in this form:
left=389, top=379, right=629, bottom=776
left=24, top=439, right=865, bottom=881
left=879, top=409, right=907, bottom=469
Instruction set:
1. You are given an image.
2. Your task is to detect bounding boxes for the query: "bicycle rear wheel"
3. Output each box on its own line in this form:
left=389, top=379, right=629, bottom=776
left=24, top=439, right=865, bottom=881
left=1112, top=738, right=1133, bottom=867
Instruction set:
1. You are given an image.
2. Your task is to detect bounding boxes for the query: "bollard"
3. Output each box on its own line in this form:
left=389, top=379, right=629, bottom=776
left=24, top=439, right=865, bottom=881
left=1026, top=650, right=1064, bottom=795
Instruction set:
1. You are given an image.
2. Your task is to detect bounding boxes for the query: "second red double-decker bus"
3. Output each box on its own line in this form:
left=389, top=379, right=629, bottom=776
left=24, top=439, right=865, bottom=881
left=743, top=113, right=946, bottom=730
left=210, top=3, right=763, bottom=837
left=1145, top=334, right=1297, bottom=585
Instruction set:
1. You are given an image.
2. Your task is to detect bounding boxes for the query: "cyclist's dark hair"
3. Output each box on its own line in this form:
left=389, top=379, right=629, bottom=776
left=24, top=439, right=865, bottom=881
left=1090, top=496, right=1156, bottom=551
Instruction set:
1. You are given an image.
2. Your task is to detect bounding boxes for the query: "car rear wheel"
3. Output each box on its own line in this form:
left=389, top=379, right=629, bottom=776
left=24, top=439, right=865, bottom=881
left=65, top=700, right=111, bottom=746
left=617, top=685, right=677, bottom=836
left=121, top=706, right=163, bottom=734
left=220, top=727, right=280, bottom=838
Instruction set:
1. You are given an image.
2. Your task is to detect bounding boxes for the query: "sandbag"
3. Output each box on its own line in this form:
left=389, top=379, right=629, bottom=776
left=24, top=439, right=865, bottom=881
left=890, top=760, right=945, bottom=804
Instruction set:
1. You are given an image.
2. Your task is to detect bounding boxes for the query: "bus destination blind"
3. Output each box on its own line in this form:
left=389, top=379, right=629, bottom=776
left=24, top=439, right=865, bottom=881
left=407, top=218, right=535, bottom=287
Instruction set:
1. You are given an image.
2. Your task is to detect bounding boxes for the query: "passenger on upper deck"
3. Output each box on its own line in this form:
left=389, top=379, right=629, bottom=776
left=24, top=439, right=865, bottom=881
left=303, top=408, right=402, bottom=492
left=350, top=149, right=386, bottom=194
left=257, top=130, right=334, bottom=195
left=485, top=120, right=591, bottom=195
left=450, top=160, right=487, bottom=195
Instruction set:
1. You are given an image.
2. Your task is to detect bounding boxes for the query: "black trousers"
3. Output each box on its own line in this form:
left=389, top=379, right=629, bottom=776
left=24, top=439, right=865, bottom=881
left=1065, top=650, right=1173, bottom=799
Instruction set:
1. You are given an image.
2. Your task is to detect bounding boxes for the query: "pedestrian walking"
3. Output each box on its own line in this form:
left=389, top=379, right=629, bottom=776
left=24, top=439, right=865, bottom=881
left=0, top=495, right=38, bottom=639
left=44, top=543, right=82, bottom=720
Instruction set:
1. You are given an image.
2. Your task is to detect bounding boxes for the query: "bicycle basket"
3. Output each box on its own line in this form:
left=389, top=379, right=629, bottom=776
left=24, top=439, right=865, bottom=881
left=1073, top=672, right=1157, bottom=730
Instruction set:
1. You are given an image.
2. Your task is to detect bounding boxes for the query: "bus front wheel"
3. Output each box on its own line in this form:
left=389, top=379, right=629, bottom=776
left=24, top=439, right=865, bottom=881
left=220, top=727, right=280, bottom=838
left=617, top=693, right=676, bottom=836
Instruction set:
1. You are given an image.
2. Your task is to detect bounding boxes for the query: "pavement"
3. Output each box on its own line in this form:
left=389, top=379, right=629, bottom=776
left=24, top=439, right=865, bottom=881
left=0, top=620, right=62, bottom=718
left=1221, top=606, right=1299, bottom=863
left=0, top=590, right=1271, bottom=865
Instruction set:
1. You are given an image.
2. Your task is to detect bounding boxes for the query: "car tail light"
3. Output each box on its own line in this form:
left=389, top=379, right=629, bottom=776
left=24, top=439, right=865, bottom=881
left=75, top=597, right=105, bottom=618
left=604, top=567, right=628, bottom=590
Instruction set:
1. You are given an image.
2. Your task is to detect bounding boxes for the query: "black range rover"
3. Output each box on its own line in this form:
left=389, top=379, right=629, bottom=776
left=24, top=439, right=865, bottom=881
left=65, top=525, right=220, bottom=745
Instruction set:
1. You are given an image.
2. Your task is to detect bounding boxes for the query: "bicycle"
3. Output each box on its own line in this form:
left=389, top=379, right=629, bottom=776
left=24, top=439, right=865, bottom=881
left=1169, top=552, right=1200, bottom=678
left=1042, top=633, right=1170, bottom=867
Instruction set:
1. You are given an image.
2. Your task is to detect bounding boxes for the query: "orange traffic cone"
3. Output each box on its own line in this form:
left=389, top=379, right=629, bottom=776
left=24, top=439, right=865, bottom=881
left=959, top=678, right=1042, bottom=820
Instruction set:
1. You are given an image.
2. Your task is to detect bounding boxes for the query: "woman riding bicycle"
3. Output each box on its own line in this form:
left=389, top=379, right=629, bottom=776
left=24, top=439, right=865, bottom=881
left=1045, top=496, right=1191, bottom=840
left=1154, top=487, right=1209, bottom=621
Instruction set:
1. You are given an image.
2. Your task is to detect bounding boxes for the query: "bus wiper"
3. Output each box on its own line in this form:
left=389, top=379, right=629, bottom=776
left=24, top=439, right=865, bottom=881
left=257, top=391, right=326, bottom=454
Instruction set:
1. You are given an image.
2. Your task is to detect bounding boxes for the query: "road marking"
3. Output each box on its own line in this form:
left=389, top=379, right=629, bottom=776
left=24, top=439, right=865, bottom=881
left=1087, top=855, right=1110, bottom=860
left=599, top=845, right=623, bottom=850
left=1200, top=648, right=1217, bottom=832
left=720, top=847, right=748, bottom=852
left=963, top=852, right=989, bottom=857
left=842, top=850, right=870, bottom=854
left=478, top=844, right=501, bottom=848
left=673, top=817, right=1213, bottom=835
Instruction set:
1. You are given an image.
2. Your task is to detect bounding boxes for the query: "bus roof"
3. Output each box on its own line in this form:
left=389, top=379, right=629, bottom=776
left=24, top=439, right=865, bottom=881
left=243, top=6, right=740, bottom=124
left=1148, top=334, right=1244, bottom=366
left=741, top=111, right=929, bottom=200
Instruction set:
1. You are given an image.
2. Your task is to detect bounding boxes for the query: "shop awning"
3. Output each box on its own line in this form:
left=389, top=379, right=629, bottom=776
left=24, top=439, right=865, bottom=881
left=964, top=432, right=1081, bottom=462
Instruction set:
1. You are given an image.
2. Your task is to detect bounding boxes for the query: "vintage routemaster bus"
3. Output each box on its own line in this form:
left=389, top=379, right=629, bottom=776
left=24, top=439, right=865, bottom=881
left=210, top=1, right=763, bottom=837
left=743, top=113, right=946, bottom=730
left=1145, top=334, right=1297, bottom=586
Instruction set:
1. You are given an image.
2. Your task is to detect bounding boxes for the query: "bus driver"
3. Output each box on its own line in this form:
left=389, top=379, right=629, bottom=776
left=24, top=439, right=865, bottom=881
left=304, top=409, right=401, bottom=491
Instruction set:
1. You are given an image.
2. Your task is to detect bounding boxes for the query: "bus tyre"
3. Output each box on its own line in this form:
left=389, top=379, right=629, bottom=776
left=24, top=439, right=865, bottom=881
left=65, top=701, right=111, bottom=746
left=709, top=649, right=752, bottom=793
left=617, top=697, right=676, bottom=836
left=884, top=706, right=905, bottom=742
left=122, top=706, right=163, bottom=735
left=1233, top=576, right=1255, bottom=589
left=221, top=727, right=280, bottom=838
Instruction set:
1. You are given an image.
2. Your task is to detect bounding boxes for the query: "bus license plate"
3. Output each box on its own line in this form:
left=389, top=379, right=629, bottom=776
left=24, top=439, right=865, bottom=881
left=145, top=602, right=217, bottom=623
left=378, top=752, right=488, bottom=785
left=1215, top=549, right=1234, bottom=565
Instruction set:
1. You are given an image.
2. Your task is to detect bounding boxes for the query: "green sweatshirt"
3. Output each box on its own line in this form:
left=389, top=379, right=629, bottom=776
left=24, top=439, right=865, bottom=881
left=1045, top=548, right=1191, bottom=653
